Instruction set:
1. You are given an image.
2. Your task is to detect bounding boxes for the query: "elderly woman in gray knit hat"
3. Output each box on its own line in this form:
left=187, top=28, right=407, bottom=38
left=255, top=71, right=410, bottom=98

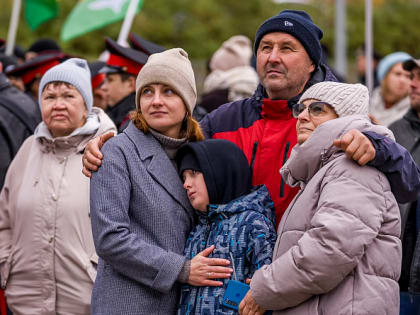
left=89, top=48, right=233, bottom=315
left=0, top=58, right=116, bottom=315
left=240, top=82, right=401, bottom=315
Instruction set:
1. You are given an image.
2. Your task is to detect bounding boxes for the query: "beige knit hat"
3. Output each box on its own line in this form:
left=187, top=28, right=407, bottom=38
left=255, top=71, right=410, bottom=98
left=135, top=48, right=197, bottom=114
left=299, top=82, right=369, bottom=117
left=209, top=35, right=252, bottom=72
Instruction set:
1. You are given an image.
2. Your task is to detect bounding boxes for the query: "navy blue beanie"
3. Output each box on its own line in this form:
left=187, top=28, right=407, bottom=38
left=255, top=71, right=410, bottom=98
left=254, top=10, right=323, bottom=66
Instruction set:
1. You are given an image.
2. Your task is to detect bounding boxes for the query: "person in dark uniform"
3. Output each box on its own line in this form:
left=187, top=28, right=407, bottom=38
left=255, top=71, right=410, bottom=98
left=5, top=52, right=67, bottom=104
left=129, top=33, right=165, bottom=55
left=101, top=38, right=148, bottom=132
left=88, top=61, right=107, bottom=110
left=25, top=38, right=61, bottom=61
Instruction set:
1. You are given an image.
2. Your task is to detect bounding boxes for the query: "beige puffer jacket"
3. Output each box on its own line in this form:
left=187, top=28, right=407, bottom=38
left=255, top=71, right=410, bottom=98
left=251, top=116, right=402, bottom=315
left=0, top=108, right=116, bottom=315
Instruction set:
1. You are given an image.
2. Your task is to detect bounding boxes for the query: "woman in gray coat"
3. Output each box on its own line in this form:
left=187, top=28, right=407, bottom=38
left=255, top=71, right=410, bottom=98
left=90, top=48, right=233, bottom=315
left=240, top=82, right=402, bottom=315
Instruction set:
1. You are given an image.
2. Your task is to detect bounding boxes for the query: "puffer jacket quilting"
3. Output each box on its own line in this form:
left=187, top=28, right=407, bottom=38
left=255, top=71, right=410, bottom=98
left=251, top=116, right=402, bottom=315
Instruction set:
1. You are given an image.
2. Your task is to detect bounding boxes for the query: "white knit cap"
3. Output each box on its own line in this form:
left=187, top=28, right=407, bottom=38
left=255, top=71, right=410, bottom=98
left=135, top=48, right=197, bottom=114
left=39, top=58, right=93, bottom=112
left=299, top=82, right=369, bottom=117
left=209, top=35, right=252, bottom=72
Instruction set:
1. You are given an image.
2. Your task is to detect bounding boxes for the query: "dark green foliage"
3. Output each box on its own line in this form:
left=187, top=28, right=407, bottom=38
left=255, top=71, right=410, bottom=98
left=0, top=0, right=419, bottom=61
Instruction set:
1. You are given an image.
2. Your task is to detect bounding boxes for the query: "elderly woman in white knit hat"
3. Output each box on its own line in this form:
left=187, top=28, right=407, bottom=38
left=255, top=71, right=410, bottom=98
left=89, top=48, right=233, bottom=315
left=370, top=51, right=412, bottom=126
left=240, top=82, right=401, bottom=315
left=0, top=58, right=116, bottom=315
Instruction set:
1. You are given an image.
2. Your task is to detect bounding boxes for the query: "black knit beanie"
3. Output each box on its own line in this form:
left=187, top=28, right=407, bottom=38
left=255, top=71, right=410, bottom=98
left=254, top=10, right=323, bottom=66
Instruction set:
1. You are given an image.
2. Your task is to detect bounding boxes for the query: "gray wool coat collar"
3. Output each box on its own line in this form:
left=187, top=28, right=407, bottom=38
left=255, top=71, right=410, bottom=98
left=123, top=122, right=193, bottom=213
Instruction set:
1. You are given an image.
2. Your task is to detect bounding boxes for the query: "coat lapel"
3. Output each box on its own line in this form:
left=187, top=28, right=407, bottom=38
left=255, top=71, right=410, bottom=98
left=124, top=123, right=193, bottom=214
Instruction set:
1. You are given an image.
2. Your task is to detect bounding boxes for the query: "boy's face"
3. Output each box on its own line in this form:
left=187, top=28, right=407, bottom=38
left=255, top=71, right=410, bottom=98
left=183, top=170, right=209, bottom=212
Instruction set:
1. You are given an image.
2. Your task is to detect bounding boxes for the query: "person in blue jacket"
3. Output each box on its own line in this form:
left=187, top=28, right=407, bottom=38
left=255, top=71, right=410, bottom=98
left=175, top=139, right=277, bottom=315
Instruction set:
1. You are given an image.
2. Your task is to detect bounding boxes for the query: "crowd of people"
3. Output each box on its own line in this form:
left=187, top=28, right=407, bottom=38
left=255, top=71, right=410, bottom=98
left=0, top=8, right=419, bottom=315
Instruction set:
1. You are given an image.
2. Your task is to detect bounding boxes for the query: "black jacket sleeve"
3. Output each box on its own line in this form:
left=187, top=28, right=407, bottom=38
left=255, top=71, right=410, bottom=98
left=364, top=131, right=420, bottom=203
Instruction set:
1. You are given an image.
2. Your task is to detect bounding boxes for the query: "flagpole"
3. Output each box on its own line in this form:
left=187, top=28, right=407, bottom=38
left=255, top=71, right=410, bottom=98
left=6, top=0, right=22, bottom=56
left=365, top=0, right=373, bottom=95
left=117, top=0, right=140, bottom=47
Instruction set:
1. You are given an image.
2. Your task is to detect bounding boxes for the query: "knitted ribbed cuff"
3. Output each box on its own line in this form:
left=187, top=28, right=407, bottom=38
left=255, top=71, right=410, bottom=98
left=177, top=260, right=191, bottom=283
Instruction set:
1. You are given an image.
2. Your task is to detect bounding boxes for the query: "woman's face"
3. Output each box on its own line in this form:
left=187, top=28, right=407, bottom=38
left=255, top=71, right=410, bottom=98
left=41, top=83, right=88, bottom=138
left=384, top=62, right=411, bottom=99
left=296, top=99, right=338, bottom=144
left=140, top=83, right=187, bottom=138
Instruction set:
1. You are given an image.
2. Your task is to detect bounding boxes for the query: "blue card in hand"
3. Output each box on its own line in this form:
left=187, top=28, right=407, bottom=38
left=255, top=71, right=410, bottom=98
left=222, top=280, right=250, bottom=311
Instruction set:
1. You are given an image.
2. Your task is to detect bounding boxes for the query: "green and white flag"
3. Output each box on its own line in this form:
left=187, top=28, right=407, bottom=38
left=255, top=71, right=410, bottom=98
left=61, top=0, right=144, bottom=42
left=25, top=0, right=58, bottom=30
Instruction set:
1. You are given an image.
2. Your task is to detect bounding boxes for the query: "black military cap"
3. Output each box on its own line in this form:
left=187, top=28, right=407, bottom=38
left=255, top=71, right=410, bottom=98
left=6, top=52, right=67, bottom=86
left=0, top=43, right=26, bottom=61
left=103, top=37, right=148, bottom=76
left=88, top=61, right=106, bottom=89
left=27, top=38, right=61, bottom=54
left=403, top=58, right=420, bottom=71
left=129, top=33, right=165, bottom=55
left=0, top=54, right=18, bottom=73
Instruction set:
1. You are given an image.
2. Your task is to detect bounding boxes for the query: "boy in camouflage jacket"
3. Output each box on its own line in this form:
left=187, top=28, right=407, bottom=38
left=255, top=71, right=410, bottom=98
left=175, top=139, right=276, bottom=315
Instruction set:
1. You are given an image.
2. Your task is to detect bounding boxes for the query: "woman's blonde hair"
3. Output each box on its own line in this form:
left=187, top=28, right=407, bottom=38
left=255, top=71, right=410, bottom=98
left=129, top=109, right=204, bottom=142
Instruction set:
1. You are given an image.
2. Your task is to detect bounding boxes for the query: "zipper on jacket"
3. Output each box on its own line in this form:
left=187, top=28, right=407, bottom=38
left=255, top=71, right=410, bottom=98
left=280, top=141, right=290, bottom=198
left=192, top=208, right=215, bottom=314
left=250, top=141, right=258, bottom=181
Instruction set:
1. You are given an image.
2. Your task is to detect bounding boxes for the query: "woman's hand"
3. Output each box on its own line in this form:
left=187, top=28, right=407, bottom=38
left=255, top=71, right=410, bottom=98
left=82, top=132, right=114, bottom=177
left=239, top=290, right=265, bottom=315
left=188, top=245, right=233, bottom=287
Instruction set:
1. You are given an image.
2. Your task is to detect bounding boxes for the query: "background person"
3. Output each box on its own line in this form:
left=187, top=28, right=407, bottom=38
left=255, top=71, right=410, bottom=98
left=356, top=44, right=381, bottom=88
left=199, top=35, right=258, bottom=114
left=25, top=38, right=61, bottom=61
left=0, top=58, right=116, bottom=315
left=90, top=48, right=233, bottom=315
left=0, top=60, right=41, bottom=190
left=175, top=139, right=276, bottom=314
left=0, top=54, right=24, bottom=92
left=370, top=51, right=412, bottom=126
left=88, top=61, right=108, bottom=110
left=389, top=57, right=420, bottom=315
left=240, top=82, right=401, bottom=315
left=101, top=37, right=148, bottom=132
left=5, top=52, right=67, bottom=105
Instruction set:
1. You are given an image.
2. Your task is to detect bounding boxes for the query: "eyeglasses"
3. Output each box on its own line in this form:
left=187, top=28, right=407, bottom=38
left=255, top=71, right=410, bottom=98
left=292, top=101, right=331, bottom=118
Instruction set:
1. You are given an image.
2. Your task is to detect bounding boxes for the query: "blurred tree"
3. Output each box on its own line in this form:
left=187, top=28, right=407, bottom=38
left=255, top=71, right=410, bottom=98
left=0, top=0, right=419, bottom=62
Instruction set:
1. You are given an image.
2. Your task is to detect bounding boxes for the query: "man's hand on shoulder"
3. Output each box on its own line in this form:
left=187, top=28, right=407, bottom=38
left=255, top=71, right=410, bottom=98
left=82, top=132, right=114, bottom=177
left=333, top=129, right=376, bottom=166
